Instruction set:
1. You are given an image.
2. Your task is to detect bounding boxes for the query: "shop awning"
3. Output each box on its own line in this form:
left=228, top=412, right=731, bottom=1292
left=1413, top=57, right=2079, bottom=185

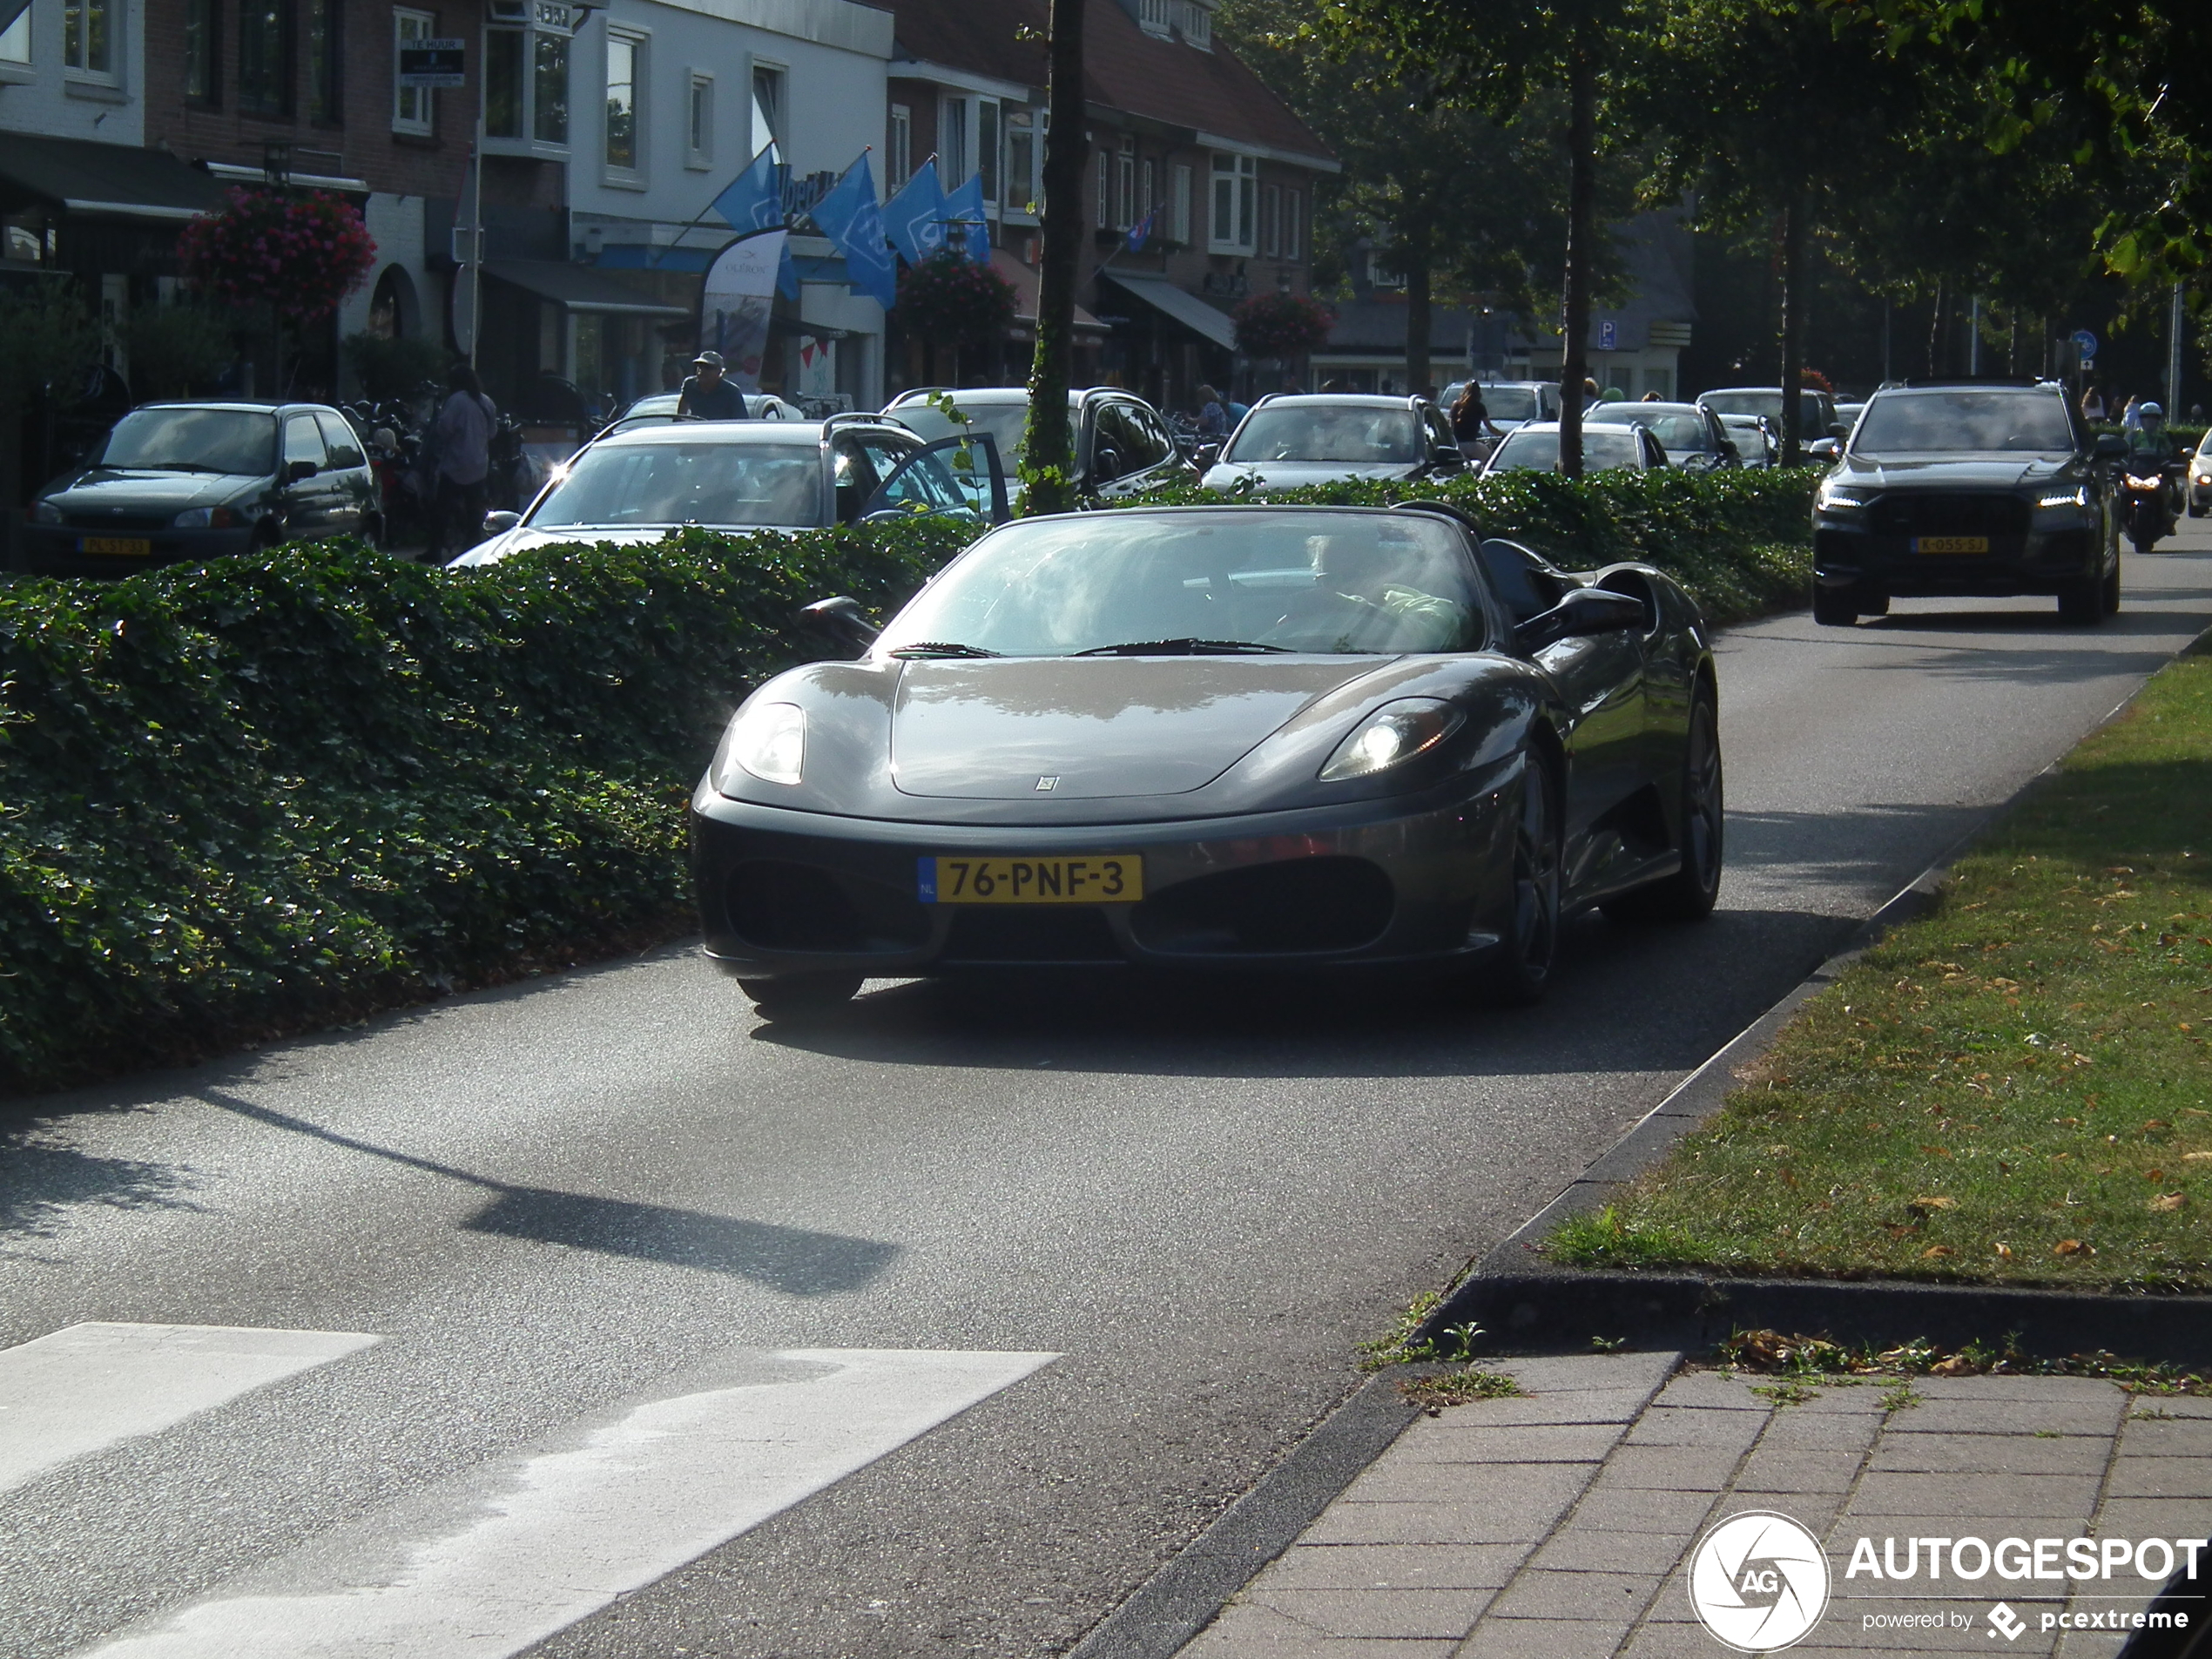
left=1100, top=271, right=1237, bottom=352
left=484, top=260, right=690, bottom=318
left=995, top=249, right=1109, bottom=335
left=0, top=132, right=227, bottom=222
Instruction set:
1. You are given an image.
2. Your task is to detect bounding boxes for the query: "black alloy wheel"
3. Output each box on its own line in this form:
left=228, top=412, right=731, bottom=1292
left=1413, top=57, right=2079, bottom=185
left=739, top=973, right=864, bottom=1018
left=1605, top=686, right=1723, bottom=923
left=1487, top=754, right=1561, bottom=1006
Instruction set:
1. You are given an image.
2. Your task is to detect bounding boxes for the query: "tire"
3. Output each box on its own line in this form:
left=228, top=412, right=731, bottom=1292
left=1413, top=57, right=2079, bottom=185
left=1604, top=686, right=1723, bottom=924
left=2057, top=577, right=2104, bottom=624
left=2129, top=529, right=2157, bottom=556
left=1485, top=753, right=1561, bottom=1006
left=2102, top=556, right=2121, bottom=616
left=1857, top=587, right=1889, bottom=619
left=738, top=973, right=863, bottom=1017
left=1811, top=582, right=1859, bottom=626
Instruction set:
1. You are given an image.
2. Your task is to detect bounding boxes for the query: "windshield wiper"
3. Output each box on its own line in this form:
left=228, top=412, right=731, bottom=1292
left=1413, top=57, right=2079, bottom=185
left=1075, top=637, right=1293, bottom=656
left=889, top=641, right=1001, bottom=658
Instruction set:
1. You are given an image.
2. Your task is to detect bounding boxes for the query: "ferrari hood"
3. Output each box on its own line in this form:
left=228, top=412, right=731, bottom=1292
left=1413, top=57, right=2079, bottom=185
left=890, top=657, right=1372, bottom=799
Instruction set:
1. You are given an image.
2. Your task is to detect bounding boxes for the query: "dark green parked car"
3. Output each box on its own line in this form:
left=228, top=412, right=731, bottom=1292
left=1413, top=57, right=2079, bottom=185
left=21, top=401, right=381, bottom=577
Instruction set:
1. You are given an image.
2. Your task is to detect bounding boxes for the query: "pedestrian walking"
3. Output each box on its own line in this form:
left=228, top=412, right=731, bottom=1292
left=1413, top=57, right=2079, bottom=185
left=425, top=361, right=497, bottom=562
left=2122, top=395, right=2143, bottom=430
left=678, top=350, right=749, bottom=421
left=2080, top=383, right=2107, bottom=424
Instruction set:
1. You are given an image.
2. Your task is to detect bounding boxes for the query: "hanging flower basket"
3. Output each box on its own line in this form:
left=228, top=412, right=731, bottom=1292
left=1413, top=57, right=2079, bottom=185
left=896, top=251, right=1017, bottom=349
left=1231, top=291, right=1335, bottom=359
left=179, top=188, right=378, bottom=323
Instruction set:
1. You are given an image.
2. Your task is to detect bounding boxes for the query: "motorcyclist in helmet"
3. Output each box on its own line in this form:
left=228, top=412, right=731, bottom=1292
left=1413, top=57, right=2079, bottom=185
left=2124, top=401, right=2182, bottom=529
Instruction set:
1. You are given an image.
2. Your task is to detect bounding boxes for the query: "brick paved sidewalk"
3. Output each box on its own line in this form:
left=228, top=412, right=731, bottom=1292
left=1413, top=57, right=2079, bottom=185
left=1177, top=1352, right=2210, bottom=1658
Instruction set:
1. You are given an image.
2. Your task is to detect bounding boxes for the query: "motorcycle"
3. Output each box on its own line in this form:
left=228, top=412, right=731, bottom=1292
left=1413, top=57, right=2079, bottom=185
left=2120, top=455, right=2182, bottom=553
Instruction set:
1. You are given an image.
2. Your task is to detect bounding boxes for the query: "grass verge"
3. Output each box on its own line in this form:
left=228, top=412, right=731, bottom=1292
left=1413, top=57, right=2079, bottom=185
left=1549, top=650, right=2212, bottom=1292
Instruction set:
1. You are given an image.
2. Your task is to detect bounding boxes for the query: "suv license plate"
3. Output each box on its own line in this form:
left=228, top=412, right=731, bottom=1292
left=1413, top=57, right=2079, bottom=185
left=1914, top=536, right=1988, bottom=555
left=921, top=855, right=1142, bottom=904
left=79, top=536, right=152, bottom=556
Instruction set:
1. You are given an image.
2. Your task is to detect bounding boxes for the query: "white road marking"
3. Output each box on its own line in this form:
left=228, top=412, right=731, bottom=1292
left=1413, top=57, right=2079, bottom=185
left=75, top=1346, right=1058, bottom=1659
left=0, top=1322, right=380, bottom=1496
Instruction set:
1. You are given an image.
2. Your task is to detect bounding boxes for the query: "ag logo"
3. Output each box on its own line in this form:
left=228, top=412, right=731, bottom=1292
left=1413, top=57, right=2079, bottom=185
left=1687, top=1510, right=1831, bottom=1651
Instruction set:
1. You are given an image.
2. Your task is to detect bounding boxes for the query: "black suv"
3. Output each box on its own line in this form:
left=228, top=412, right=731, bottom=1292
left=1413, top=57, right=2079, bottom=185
left=1811, top=380, right=2124, bottom=625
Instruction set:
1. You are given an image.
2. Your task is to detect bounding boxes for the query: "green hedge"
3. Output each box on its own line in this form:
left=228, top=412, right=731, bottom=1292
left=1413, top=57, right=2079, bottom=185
left=0, top=469, right=1812, bottom=1096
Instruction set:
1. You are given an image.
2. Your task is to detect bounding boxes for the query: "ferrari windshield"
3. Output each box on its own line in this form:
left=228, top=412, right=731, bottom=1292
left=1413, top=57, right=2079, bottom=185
left=1851, top=390, right=2075, bottom=454
left=529, top=440, right=821, bottom=528
left=99, top=408, right=278, bottom=475
left=1224, top=406, right=1424, bottom=464
left=877, top=511, right=1487, bottom=657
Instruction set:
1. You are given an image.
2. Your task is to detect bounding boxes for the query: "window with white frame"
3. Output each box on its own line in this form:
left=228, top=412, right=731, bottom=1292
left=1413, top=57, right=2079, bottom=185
left=1180, top=1, right=1211, bottom=47
left=889, top=104, right=913, bottom=187
left=1, top=0, right=29, bottom=67
left=604, top=29, right=643, bottom=176
left=977, top=97, right=1001, bottom=202
left=941, top=95, right=970, bottom=184
left=1262, top=184, right=1280, bottom=257
left=752, top=63, right=783, bottom=156
left=686, top=71, right=712, bottom=168
left=1095, top=149, right=1109, bottom=230
left=64, top=0, right=115, bottom=78
left=485, top=0, right=570, bottom=148
left=393, top=9, right=435, bottom=132
left=1209, top=152, right=1256, bottom=253
left=1284, top=189, right=1301, bottom=260
left=1136, top=0, right=1170, bottom=35
left=1115, top=137, right=1135, bottom=230
left=1170, top=163, right=1191, bottom=245
left=1003, top=108, right=1035, bottom=214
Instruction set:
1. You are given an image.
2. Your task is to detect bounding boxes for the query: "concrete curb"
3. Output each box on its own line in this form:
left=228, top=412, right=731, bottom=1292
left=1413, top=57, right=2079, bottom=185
left=1066, top=1372, right=1422, bottom=1659
left=1416, top=615, right=2212, bottom=1367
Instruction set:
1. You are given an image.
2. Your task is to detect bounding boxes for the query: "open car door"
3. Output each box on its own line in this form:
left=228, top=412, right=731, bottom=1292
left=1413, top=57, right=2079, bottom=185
left=862, top=433, right=1011, bottom=525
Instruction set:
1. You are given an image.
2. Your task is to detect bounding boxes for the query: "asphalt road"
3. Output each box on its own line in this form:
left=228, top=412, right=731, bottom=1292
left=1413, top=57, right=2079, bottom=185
left=5, top=526, right=2210, bottom=1659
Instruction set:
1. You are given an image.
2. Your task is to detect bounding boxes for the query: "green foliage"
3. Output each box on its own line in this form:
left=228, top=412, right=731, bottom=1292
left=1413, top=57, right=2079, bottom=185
left=0, top=280, right=101, bottom=407
left=123, top=305, right=237, bottom=401
left=1, top=468, right=1811, bottom=1095
left=342, top=332, right=451, bottom=401
left=0, top=518, right=968, bottom=1096
left=896, top=251, right=1018, bottom=350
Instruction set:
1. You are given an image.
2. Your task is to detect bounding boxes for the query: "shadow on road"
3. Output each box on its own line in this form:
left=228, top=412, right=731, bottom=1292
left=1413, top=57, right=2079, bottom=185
left=172, top=1090, right=903, bottom=1294
left=0, top=1122, right=199, bottom=1253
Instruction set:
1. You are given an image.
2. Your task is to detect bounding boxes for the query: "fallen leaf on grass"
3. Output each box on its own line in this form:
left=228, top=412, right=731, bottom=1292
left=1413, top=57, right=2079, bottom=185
left=2053, top=1239, right=2094, bottom=1257
left=1922, top=1245, right=1955, bottom=1258
left=2150, top=1193, right=2187, bottom=1213
left=2183, top=1152, right=2212, bottom=1162
left=1993, top=1243, right=2014, bottom=1258
left=1919, top=1145, right=1953, bottom=1157
left=2145, top=1120, right=2173, bottom=1132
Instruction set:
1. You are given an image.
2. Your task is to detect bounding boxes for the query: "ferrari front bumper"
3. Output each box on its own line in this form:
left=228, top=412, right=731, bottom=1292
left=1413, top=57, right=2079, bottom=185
left=688, top=768, right=1521, bottom=981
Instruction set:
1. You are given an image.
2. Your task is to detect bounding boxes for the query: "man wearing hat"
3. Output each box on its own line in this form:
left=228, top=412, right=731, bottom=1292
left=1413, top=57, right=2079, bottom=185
left=678, top=350, right=749, bottom=421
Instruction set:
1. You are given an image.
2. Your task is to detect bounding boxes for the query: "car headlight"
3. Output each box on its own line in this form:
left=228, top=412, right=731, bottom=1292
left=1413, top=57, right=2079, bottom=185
left=1815, top=480, right=1869, bottom=511
left=2036, top=485, right=2088, bottom=509
left=30, top=500, right=62, bottom=525
left=714, top=700, right=806, bottom=790
left=1319, top=698, right=1465, bottom=782
left=172, top=505, right=239, bottom=529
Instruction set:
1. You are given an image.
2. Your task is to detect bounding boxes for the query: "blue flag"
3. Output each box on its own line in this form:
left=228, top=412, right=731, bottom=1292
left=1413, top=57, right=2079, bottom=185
left=943, top=172, right=990, bottom=266
left=883, top=160, right=948, bottom=266
left=711, top=145, right=784, bottom=233
left=809, top=153, right=898, bottom=310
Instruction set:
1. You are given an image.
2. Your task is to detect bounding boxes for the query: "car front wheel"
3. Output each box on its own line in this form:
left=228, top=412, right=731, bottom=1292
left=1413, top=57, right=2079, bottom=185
left=1485, top=753, right=1561, bottom=1007
left=739, top=973, right=863, bottom=1018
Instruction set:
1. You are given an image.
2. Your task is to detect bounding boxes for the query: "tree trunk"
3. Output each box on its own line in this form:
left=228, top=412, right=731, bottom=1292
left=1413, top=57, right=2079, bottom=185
left=1559, top=27, right=1595, bottom=480
left=1023, top=0, right=1086, bottom=514
left=1926, top=279, right=1946, bottom=378
left=1405, top=251, right=1433, bottom=397
left=1777, top=183, right=1807, bottom=467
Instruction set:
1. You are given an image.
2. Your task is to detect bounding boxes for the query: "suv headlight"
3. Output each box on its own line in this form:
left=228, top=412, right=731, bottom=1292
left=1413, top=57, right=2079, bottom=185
left=2036, top=485, right=2088, bottom=509
left=1319, top=698, right=1464, bottom=782
left=713, top=701, right=806, bottom=791
left=30, top=500, right=62, bottom=525
left=1815, top=480, right=1869, bottom=511
left=173, top=506, right=239, bottom=529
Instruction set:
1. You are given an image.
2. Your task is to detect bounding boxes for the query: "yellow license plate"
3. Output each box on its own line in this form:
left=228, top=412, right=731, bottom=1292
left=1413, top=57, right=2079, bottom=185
left=80, top=536, right=152, bottom=556
left=920, top=854, right=1143, bottom=904
left=1914, top=536, right=1988, bottom=555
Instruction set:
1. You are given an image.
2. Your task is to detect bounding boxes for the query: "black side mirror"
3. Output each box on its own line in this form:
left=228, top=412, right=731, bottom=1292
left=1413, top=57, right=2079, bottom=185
left=284, top=459, right=318, bottom=483
left=1515, top=586, right=1647, bottom=652
left=799, top=595, right=879, bottom=657
left=482, top=509, right=521, bottom=536
left=2094, top=433, right=2128, bottom=460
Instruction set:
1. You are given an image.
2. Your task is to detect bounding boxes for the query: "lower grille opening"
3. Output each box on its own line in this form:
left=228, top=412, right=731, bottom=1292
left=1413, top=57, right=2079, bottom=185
left=941, top=907, right=1120, bottom=964
left=726, top=861, right=930, bottom=954
left=1131, top=857, right=1394, bottom=954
